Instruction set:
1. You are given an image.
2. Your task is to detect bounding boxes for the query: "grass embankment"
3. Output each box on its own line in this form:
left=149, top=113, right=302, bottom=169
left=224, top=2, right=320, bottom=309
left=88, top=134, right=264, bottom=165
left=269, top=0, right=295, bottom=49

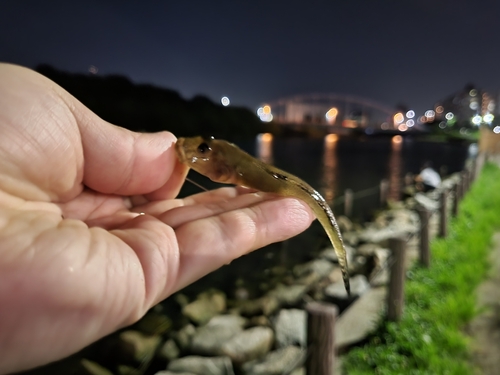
left=343, top=162, right=500, bottom=375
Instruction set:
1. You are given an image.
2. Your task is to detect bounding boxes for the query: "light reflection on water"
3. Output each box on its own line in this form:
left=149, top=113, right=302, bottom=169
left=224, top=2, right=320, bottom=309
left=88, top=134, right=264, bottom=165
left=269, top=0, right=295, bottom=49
left=321, top=134, right=339, bottom=205
left=388, top=135, right=403, bottom=201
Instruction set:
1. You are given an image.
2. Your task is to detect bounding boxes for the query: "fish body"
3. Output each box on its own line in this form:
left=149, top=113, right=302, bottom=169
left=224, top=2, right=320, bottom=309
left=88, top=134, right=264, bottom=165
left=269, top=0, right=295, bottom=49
left=175, top=136, right=350, bottom=295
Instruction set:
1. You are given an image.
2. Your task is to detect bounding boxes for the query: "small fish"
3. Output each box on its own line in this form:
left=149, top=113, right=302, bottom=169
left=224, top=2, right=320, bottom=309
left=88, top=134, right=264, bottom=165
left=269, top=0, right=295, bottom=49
left=175, top=136, right=350, bottom=295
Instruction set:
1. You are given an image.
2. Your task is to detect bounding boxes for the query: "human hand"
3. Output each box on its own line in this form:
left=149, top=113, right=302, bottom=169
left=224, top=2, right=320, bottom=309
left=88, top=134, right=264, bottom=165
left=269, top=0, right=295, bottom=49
left=0, top=63, right=314, bottom=373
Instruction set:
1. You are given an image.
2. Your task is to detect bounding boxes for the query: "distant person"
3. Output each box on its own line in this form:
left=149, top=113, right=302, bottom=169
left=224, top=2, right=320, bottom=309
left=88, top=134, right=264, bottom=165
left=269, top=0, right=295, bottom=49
left=415, top=161, right=441, bottom=192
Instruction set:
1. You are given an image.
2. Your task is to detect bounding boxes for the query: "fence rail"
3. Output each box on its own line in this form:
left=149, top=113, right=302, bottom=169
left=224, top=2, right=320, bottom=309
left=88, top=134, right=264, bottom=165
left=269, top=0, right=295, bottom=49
left=305, top=153, right=485, bottom=374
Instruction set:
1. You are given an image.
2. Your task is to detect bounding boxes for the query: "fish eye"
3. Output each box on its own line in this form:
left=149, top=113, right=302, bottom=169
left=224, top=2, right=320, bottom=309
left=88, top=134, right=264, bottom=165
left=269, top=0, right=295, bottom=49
left=197, top=142, right=211, bottom=154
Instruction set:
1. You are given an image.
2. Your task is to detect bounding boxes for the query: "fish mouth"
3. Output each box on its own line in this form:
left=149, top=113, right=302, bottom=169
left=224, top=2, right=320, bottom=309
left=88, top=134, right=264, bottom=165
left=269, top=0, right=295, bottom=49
left=175, top=138, right=187, bottom=163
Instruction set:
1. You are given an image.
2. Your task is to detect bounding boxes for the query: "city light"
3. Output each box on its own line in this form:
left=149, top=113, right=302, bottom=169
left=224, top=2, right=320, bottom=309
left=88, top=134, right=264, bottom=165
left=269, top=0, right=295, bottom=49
left=493, top=126, right=500, bottom=134
left=257, top=105, right=273, bottom=122
left=484, top=113, right=494, bottom=124
left=393, top=112, right=404, bottom=125
left=425, top=110, right=435, bottom=120
left=221, top=96, right=230, bottom=106
left=406, top=110, right=415, bottom=119
left=325, top=107, right=338, bottom=123
left=445, top=112, right=454, bottom=120
left=471, top=115, right=482, bottom=125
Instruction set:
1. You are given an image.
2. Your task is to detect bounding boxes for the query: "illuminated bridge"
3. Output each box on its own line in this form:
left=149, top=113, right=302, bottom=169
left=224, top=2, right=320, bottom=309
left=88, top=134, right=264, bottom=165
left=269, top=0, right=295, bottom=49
left=258, top=93, right=399, bottom=134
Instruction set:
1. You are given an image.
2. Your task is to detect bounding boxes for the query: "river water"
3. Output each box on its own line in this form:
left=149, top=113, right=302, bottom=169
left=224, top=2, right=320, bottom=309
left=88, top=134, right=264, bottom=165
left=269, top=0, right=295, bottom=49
left=175, top=135, right=472, bottom=298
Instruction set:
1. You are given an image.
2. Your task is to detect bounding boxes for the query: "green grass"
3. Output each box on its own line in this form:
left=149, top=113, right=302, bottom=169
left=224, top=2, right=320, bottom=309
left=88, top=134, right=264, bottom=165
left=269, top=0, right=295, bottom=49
left=343, top=162, right=500, bottom=375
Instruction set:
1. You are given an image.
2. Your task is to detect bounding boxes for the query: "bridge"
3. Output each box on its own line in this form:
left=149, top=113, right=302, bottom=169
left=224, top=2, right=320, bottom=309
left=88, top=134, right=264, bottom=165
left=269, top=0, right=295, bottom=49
left=258, top=93, right=400, bottom=134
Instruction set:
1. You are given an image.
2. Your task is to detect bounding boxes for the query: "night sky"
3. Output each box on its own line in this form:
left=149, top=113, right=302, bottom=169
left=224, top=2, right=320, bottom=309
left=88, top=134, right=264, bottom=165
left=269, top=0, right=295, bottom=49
left=2, top=0, right=500, bottom=116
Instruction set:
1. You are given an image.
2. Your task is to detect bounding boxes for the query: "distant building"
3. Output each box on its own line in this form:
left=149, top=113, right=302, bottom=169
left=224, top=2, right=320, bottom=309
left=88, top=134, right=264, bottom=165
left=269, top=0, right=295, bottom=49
left=432, top=84, right=496, bottom=128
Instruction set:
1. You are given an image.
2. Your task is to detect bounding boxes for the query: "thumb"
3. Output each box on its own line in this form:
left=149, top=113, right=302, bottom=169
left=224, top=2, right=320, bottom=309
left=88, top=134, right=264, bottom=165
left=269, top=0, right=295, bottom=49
left=63, top=87, right=188, bottom=199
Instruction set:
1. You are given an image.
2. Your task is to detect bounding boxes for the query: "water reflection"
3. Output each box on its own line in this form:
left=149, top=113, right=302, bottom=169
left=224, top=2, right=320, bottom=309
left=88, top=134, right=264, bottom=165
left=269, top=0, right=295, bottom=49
left=256, top=133, right=274, bottom=164
left=321, top=134, right=339, bottom=205
left=388, top=135, right=403, bottom=201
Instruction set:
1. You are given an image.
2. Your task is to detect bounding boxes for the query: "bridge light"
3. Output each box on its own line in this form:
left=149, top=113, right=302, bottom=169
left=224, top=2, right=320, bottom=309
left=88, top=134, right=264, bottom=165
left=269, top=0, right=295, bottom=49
left=325, top=107, right=338, bottom=123
left=393, top=112, right=404, bottom=126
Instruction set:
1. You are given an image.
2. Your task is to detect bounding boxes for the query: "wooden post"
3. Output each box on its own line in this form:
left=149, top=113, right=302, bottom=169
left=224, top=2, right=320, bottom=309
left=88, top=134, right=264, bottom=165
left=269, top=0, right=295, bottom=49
left=462, top=170, right=469, bottom=195
left=380, top=179, right=389, bottom=206
left=387, top=237, right=407, bottom=322
left=452, top=181, right=461, bottom=217
left=344, top=189, right=353, bottom=217
left=306, top=302, right=338, bottom=375
left=417, top=205, right=430, bottom=267
left=439, top=189, right=448, bottom=238
left=471, top=157, right=477, bottom=182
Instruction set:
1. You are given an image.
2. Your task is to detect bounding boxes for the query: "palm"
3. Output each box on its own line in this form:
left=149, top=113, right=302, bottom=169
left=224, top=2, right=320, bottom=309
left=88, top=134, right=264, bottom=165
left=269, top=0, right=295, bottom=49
left=0, top=64, right=313, bottom=374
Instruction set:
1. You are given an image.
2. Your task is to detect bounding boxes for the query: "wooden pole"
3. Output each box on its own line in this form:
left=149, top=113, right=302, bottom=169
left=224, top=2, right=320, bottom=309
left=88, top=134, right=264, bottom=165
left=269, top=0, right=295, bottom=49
left=387, top=237, right=407, bottom=321
left=439, top=189, right=448, bottom=238
left=344, top=189, right=353, bottom=217
left=417, top=205, right=430, bottom=267
left=306, top=302, right=338, bottom=375
left=452, top=180, right=461, bottom=217
left=380, top=179, right=389, bottom=206
left=462, top=170, right=469, bottom=195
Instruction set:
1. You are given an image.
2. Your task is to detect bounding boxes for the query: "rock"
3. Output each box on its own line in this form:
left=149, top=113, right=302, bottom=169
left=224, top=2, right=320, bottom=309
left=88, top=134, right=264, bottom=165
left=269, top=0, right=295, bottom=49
left=158, top=338, right=180, bottom=361
left=174, top=324, right=196, bottom=351
left=182, top=289, right=226, bottom=325
left=237, top=294, right=280, bottom=317
left=356, top=243, right=383, bottom=257
left=221, top=326, right=274, bottom=364
left=414, top=192, right=440, bottom=211
left=293, top=259, right=335, bottom=287
left=328, top=266, right=343, bottom=283
left=241, top=346, right=305, bottom=375
left=155, top=371, right=197, bottom=375
left=267, top=284, right=308, bottom=306
left=319, top=245, right=355, bottom=265
left=249, top=315, right=271, bottom=327
left=167, top=355, right=234, bottom=375
left=335, top=287, right=387, bottom=349
left=135, top=311, right=172, bottom=335
left=325, top=275, right=370, bottom=298
left=116, top=330, right=162, bottom=365
left=273, top=309, right=306, bottom=348
left=174, top=293, right=190, bottom=308
left=190, top=315, right=247, bottom=355
left=79, top=359, right=114, bottom=375
left=336, top=215, right=353, bottom=232
left=341, top=231, right=360, bottom=247
left=358, top=217, right=418, bottom=244
left=293, top=259, right=334, bottom=283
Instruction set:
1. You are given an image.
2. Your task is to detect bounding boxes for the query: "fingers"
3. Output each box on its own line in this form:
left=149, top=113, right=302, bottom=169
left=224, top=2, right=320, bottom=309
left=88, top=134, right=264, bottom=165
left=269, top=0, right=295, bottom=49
left=172, top=197, right=314, bottom=291
left=76, top=124, right=184, bottom=198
